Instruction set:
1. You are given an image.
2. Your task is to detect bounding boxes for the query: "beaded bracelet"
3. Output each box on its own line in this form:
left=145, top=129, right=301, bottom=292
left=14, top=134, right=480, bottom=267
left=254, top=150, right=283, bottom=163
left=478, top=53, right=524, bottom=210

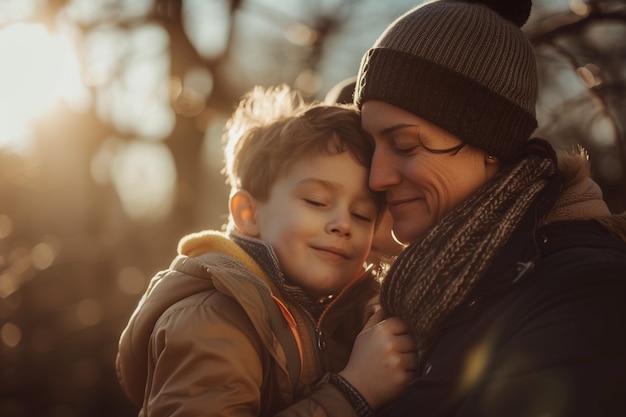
left=328, top=373, right=374, bottom=417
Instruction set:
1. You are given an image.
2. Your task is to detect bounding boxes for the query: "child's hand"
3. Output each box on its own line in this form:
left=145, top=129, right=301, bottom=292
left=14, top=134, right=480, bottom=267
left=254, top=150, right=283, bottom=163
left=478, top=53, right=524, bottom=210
left=338, top=309, right=417, bottom=410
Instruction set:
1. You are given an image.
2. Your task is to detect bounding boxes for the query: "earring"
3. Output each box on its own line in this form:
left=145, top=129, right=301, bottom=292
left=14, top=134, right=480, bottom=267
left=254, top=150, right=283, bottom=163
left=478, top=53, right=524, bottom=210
left=487, top=155, right=496, bottom=162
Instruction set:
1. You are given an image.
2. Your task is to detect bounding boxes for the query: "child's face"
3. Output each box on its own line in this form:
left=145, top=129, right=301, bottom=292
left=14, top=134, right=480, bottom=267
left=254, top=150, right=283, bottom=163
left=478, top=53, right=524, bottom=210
left=254, top=152, right=379, bottom=299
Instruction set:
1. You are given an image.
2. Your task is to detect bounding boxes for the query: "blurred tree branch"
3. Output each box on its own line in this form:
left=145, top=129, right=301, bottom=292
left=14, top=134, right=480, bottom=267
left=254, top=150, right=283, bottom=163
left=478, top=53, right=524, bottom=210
left=527, top=0, right=626, bottom=210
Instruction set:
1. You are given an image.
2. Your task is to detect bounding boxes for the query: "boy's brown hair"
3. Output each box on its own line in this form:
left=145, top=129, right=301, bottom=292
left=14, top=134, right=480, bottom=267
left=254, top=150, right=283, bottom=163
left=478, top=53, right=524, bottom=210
left=223, top=84, right=378, bottom=203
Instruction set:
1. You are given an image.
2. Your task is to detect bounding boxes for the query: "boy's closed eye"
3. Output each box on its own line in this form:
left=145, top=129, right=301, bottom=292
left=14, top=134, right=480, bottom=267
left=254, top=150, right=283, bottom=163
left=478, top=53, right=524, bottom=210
left=352, top=212, right=374, bottom=223
left=302, top=197, right=375, bottom=223
left=303, top=198, right=327, bottom=207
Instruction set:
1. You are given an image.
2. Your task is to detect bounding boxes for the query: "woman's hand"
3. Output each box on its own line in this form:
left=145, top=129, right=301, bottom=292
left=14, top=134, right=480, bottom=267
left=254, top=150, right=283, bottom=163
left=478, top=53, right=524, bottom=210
left=338, top=308, right=417, bottom=410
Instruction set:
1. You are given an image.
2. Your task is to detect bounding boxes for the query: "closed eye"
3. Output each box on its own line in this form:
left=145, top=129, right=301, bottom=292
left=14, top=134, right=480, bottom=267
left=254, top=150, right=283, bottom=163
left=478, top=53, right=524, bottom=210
left=394, top=144, right=419, bottom=155
left=303, top=199, right=326, bottom=207
left=394, top=142, right=466, bottom=155
left=352, top=212, right=374, bottom=223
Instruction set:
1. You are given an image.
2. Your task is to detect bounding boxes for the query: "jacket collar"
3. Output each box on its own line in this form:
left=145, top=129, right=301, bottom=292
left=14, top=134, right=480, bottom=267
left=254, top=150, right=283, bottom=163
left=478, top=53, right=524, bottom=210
left=475, top=172, right=625, bottom=293
left=229, top=230, right=334, bottom=317
left=229, top=230, right=285, bottom=288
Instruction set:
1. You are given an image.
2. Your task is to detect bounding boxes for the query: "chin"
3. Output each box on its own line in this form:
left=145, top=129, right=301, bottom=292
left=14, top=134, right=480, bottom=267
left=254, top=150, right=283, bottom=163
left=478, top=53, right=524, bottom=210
left=393, top=218, right=432, bottom=245
left=393, top=229, right=425, bottom=246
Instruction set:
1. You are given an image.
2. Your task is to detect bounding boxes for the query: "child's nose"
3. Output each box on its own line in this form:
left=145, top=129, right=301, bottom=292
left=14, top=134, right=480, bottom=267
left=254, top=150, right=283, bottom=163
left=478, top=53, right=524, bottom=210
left=328, top=211, right=352, bottom=238
left=331, top=226, right=351, bottom=238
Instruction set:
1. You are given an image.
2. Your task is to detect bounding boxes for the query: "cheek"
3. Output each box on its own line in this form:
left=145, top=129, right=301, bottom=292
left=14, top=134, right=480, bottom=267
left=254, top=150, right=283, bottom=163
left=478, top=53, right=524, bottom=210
left=441, top=167, right=489, bottom=212
left=256, top=207, right=293, bottom=245
left=402, top=156, right=440, bottom=185
left=415, top=166, right=465, bottom=222
left=260, top=224, right=300, bottom=267
left=261, top=210, right=317, bottom=248
left=359, top=226, right=376, bottom=250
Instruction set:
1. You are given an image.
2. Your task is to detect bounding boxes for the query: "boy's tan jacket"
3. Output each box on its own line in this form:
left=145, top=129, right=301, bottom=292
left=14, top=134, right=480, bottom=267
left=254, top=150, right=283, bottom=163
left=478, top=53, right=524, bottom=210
left=116, top=231, right=378, bottom=417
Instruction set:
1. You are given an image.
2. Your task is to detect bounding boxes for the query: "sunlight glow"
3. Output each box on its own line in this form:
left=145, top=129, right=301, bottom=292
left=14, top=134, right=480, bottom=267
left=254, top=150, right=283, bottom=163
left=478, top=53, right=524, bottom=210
left=1, top=322, right=22, bottom=348
left=0, top=23, right=85, bottom=153
left=183, top=0, right=230, bottom=59
left=109, top=140, right=177, bottom=221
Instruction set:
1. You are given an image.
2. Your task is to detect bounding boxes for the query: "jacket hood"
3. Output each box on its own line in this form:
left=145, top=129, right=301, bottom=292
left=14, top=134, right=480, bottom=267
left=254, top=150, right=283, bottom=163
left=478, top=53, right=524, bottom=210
left=540, top=147, right=626, bottom=242
left=115, top=231, right=286, bottom=406
left=540, top=148, right=610, bottom=225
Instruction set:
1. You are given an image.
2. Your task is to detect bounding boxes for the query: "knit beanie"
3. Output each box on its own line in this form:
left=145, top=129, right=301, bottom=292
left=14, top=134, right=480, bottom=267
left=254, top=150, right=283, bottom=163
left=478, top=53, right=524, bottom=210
left=355, top=0, right=537, bottom=163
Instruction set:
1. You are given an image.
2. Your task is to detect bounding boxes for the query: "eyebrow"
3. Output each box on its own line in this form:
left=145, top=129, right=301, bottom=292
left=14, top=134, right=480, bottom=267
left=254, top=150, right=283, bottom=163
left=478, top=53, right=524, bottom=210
left=297, top=177, right=334, bottom=189
left=297, top=178, right=377, bottom=202
left=379, top=123, right=418, bottom=137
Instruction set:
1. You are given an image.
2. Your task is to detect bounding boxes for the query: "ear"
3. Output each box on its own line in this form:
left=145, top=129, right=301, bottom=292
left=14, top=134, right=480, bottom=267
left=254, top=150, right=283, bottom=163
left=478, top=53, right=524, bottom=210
left=230, top=190, right=260, bottom=237
left=484, top=153, right=501, bottom=179
left=485, top=154, right=498, bottom=164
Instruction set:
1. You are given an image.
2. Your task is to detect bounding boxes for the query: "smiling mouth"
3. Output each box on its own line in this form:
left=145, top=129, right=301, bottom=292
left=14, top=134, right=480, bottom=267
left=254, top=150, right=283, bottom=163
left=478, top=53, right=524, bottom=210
left=388, top=197, right=420, bottom=209
left=314, top=247, right=349, bottom=260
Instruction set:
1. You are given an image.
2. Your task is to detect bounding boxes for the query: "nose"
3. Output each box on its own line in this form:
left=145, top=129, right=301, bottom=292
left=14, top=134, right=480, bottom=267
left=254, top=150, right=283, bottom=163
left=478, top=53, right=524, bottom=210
left=369, top=147, right=399, bottom=191
left=328, top=208, right=352, bottom=238
left=331, top=227, right=351, bottom=238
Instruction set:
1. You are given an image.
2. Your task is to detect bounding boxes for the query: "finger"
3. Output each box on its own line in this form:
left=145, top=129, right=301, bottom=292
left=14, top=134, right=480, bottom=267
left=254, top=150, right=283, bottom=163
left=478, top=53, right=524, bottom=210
left=375, top=316, right=413, bottom=335
left=362, top=307, right=388, bottom=330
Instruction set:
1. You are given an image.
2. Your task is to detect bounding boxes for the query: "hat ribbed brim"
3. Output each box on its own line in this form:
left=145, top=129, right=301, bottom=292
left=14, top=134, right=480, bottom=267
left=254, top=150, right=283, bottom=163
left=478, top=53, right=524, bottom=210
left=356, top=48, right=537, bottom=162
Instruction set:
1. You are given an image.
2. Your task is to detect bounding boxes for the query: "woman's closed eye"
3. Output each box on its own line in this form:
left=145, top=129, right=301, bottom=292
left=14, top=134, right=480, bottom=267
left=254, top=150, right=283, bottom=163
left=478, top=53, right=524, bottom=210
left=391, top=135, right=422, bottom=155
left=394, top=144, right=419, bottom=155
left=393, top=138, right=466, bottom=155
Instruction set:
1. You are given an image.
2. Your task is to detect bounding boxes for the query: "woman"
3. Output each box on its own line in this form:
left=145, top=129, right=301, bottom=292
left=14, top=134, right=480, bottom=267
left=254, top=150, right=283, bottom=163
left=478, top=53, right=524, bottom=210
left=354, top=0, right=626, bottom=416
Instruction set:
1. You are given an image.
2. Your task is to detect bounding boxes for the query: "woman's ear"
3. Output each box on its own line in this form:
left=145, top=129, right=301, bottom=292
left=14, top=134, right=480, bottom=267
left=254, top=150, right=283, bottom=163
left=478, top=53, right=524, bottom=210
left=230, top=190, right=260, bottom=237
left=485, top=154, right=498, bottom=164
left=485, top=154, right=502, bottom=181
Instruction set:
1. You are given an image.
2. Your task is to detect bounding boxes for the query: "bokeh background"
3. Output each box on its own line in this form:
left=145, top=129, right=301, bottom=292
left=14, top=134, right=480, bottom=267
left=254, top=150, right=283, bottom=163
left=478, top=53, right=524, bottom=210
left=0, top=0, right=624, bottom=416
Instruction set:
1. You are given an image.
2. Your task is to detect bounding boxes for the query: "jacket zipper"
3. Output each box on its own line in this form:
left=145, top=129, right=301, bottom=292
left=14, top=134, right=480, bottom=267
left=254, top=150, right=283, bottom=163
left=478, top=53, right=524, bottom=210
left=315, top=327, right=326, bottom=350
left=298, top=267, right=374, bottom=374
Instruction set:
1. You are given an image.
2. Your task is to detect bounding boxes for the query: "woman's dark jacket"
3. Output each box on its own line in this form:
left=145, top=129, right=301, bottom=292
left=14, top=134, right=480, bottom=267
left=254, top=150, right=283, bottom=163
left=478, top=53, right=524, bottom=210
left=381, top=155, right=626, bottom=417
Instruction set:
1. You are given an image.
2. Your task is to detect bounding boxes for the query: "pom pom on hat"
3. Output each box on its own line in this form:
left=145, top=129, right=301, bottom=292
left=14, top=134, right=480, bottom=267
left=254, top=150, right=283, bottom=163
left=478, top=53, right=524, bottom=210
left=459, top=0, right=531, bottom=27
left=355, top=0, right=539, bottom=163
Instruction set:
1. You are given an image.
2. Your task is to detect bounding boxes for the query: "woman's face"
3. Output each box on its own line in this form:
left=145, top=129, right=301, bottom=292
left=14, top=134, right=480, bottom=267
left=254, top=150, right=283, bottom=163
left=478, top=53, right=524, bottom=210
left=361, top=100, right=500, bottom=245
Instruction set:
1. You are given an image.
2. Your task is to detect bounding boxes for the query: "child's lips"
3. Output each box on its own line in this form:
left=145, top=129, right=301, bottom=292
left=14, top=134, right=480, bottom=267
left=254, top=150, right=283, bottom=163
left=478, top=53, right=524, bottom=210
left=313, top=246, right=349, bottom=261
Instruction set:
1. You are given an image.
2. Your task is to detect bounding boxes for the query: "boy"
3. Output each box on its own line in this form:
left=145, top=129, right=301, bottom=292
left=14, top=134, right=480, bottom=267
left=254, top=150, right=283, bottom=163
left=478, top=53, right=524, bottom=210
left=116, top=85, right=416, bottom=417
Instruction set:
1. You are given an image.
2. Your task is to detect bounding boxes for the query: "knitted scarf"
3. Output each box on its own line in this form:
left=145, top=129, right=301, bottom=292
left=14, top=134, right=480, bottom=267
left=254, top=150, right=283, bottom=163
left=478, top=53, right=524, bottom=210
left=380, top=139, right=558, bottom=368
